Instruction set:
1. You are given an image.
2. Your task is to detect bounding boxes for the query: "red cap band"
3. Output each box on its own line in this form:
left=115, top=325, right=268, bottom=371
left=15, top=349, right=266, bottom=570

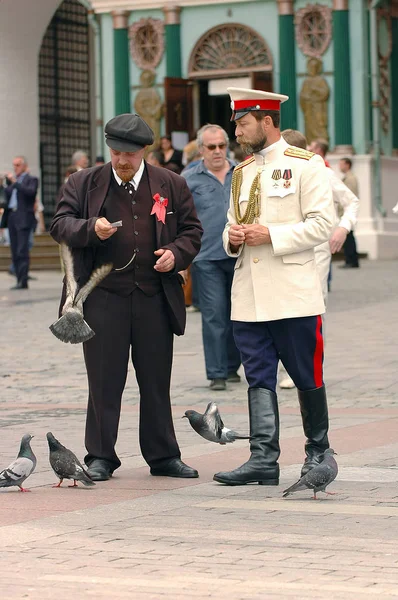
left=233, top=99, right=281, bottom=111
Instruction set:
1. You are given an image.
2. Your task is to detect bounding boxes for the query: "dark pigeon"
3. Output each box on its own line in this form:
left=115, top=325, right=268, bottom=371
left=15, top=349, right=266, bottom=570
left=183, top=402, right=249, bottom=445
left=283, top=448, right=338, bottom=500
left=0, top=434, right=36, bottom=492
left=46, top=432, right=95, bottom=488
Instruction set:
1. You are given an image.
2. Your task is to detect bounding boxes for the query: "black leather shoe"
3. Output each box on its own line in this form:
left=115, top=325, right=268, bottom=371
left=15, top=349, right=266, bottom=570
left=209, top=378, right=226, bottom=391
left=338, top=263, right=359, bottom=269
left=86, top=459, right=114, bottom=481
left=150, top=458, right=198, bottom=478
left=213, top=463, right=279, bottom=486
left=10, top=282, right=28, bottom=290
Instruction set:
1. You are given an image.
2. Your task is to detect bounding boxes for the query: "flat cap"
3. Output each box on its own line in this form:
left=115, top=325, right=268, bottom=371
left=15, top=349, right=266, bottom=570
left=228, top=87, right=289, bottom=121
left=105, top=113, right=155, bottom=152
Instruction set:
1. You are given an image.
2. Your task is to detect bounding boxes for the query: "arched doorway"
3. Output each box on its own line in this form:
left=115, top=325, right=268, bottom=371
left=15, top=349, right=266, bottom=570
left=188, top=24, right=273, bottom=137
left=39, top=0, right=92, bottom=223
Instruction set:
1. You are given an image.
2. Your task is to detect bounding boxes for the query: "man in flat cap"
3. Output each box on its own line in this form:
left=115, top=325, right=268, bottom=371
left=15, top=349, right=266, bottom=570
left=213, top=88, right=335, bottom=487
left=51, top=113, right=203, bottom=481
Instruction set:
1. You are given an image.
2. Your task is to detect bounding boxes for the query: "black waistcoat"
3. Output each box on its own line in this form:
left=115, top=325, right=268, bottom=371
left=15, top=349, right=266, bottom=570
left=96, top=169, right=161, bottom=296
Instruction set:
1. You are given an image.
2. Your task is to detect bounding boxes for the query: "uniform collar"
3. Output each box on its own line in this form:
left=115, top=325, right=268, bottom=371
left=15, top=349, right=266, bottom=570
left=112, top=160, right=145, bottom=189
left=254, top=137, right=287, bottom=165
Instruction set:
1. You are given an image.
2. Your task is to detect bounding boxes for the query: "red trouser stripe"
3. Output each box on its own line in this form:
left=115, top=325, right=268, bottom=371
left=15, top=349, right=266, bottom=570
left=313, top=315, right=324, bottom=387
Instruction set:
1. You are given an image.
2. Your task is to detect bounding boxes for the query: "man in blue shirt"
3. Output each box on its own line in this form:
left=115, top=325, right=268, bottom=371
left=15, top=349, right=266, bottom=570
left=183, top=124, right=241, bottom=390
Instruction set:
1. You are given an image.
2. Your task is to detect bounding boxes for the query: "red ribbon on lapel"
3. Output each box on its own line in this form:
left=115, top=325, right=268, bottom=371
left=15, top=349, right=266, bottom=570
left=151, top=193, right=169, bottom=224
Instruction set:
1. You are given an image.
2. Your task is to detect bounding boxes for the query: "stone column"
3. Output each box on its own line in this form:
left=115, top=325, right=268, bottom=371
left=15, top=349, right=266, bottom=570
left=112, top=11, right=130, bottom=115
left=333, top=0, right=353, bottom=153
left=278, top=0, right=297, bottom=129
left=392, top=13, right=398, bottom=154
left=163, top=5, right=182, bottom=78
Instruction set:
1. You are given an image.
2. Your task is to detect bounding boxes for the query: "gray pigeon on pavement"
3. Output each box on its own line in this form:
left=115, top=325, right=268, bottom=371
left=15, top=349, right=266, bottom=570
left=283, top=448, right=338, bottom=500
left=46, top=432, right=95, bottom=488
left=183, top=402, right=249, bottom=444
left=0, top=434, right=36, bottom=492
left=49, top=243, right=112, bottom=344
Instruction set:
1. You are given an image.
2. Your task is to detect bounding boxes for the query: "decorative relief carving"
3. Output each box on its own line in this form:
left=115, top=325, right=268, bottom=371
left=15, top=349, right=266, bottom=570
left=129, top=18, right=164, bottom=71
left=295, top=4, right=332, bottom=58
left=188, top=23, right=272, bottom=78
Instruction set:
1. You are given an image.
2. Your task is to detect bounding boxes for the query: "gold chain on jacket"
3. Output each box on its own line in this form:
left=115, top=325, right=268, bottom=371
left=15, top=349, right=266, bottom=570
left=232, top=166, right=263, bottom=224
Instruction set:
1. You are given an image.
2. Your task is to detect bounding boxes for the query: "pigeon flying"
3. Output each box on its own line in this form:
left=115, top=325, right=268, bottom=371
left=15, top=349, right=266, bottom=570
left=283, top=448, right=338, bottom=500
left=49, top=242, right=112, bottom=344
left=0, top=434, right=36, bottom=492
left=46, top=432, right=95, bottom=488
left=183, top=402, right=249, bottom=444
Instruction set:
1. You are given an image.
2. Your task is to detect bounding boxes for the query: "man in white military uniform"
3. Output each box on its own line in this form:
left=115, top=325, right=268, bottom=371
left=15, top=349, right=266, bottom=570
left=213, top=88, right=335, bottom=486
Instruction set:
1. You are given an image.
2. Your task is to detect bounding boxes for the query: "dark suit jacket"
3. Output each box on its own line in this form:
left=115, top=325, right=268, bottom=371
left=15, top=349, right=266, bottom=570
left=50, top=162, right=203, bottom=335
left=0, top=173, right=39, bottom=229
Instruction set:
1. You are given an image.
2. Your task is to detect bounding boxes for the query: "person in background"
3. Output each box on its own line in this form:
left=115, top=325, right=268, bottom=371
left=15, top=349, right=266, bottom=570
left=95, top=156, right=105, bottom=167
left=146, top=150, right=164, bottom=168
left=183, top=124, right=241, bottom=391
left=181, top=139, right=202, bottom=311
left=72, top=150, right=89, bottom=171
left=0, top=156, right=39, bottom=289
left=160, top=135, right=183, bottom=174
left=338, top=157, right=360, bottom=269
left=308, top=139, right=360, bottom=281
left=280, top=129, right=359, bottom=390
left=181, top=140, right=201, bottom=173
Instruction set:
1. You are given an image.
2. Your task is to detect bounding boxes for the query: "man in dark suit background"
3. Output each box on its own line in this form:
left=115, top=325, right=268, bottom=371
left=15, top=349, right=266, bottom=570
left=1, top=156, right=39, bottom=289
left=50, top=114, right=203, bottom=481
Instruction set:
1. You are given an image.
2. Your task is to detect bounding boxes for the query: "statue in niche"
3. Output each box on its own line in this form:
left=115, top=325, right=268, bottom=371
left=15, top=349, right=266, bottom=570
left=134, top=69, right=163, bottom=148
left=300, top=57, right=329, bottom=144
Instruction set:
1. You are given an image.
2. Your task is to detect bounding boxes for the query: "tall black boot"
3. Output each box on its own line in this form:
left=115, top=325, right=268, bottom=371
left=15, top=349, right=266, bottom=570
left=213, top=388, right=280, bottom=485
left=298, top=385, right=329, bottom=476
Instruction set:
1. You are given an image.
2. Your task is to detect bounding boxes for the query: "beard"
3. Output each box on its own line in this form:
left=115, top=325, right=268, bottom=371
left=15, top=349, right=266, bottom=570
left=237, top=123, right=267, bottom=155
left=116, top=163, right=135, bottom=182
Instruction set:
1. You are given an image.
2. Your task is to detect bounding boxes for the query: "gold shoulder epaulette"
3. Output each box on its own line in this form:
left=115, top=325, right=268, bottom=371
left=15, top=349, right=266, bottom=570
left=284, top=147, right=315, bottom=160
left=234, top=156, right=255, bottom=170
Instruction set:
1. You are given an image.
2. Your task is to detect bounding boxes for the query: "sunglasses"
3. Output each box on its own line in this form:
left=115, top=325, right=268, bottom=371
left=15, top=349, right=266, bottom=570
left=203, top=143, right=227, bottom=151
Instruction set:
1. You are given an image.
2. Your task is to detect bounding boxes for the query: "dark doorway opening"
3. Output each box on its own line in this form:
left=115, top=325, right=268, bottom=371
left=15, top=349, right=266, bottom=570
left=38, top=0, right=91, bottom=226
left=198, top=72, right=274, bottom=142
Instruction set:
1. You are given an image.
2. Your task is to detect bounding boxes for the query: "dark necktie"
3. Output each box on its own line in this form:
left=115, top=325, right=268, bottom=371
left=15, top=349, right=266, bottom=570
left=122, top=181, right=135, bottom=196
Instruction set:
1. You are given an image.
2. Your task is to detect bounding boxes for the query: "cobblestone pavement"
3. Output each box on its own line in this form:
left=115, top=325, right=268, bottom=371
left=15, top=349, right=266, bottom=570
left=1, top=259, right=398, bottom=600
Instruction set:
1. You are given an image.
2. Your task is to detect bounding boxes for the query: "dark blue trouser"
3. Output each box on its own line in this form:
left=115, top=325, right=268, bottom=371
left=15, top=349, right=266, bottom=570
left=194, top=258, right=241, bottom=380
left=343, top=230, right=359, bottom=267
left=8, top=213, right=31, bottom=286
left=233, top=315, right=324, bottom=392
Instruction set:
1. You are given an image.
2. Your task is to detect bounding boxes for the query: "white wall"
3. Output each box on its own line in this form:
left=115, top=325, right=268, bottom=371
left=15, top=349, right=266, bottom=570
left=329, top=153, right=398, bottom=259
left=0, top=0, right=62, bottom=178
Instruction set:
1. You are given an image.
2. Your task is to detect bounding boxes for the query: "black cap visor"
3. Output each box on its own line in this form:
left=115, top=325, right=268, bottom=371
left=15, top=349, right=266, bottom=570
left=230, top=110, right=251, bottom=121
left=105, top=135, right=146, bottom=153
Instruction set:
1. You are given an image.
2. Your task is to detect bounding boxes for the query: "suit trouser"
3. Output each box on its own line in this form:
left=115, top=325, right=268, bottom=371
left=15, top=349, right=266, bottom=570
left=8, top=212, right=31, bottom=285
left=83, top=286, right=181, bottom=470
left=233, top=315, right=324, bottom=392
left=194, top=258, right=241, bottom=380
left=343, top=230, right=359, bottom=266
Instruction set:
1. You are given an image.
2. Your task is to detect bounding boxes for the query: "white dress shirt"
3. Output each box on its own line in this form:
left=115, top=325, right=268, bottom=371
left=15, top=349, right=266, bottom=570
left=112, top=160, right=145, bottom=190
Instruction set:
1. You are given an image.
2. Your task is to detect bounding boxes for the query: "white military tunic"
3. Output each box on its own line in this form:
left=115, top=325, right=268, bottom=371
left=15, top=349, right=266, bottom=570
left=223, top=138, right=334, bottom=322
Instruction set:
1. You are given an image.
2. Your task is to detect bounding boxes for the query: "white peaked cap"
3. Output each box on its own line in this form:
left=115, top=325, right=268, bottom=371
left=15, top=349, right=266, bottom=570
left=228, top=87, right=289, bottom=120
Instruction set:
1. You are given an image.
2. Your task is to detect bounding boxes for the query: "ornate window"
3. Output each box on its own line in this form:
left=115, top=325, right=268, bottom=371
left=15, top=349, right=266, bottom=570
left=129, top=18, right=164, bottom=71
left=295, top=5, right=332, bottom=58
left=188, top=24, right=272, bottom=78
